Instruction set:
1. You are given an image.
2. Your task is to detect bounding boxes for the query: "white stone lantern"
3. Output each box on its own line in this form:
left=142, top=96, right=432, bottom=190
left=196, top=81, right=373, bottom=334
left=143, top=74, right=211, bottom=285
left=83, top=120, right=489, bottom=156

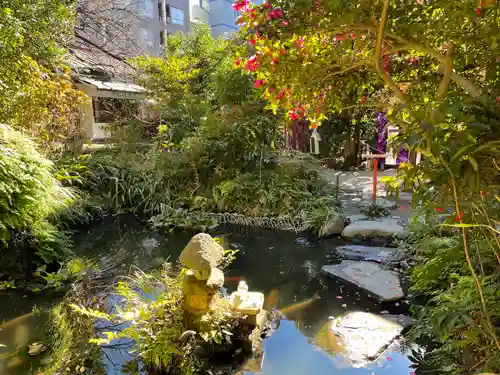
left=310, top=128, right=321, bottom=155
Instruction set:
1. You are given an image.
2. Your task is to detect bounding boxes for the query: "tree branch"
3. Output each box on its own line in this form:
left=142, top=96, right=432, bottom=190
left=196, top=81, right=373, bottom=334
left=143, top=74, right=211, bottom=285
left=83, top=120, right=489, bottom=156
left=74, top=33, right=135, bottom=69
left=437, top=43, right=454, bottom=101
left=373, top=0, right=415, bottom=121
left=350, top=23, right=488, bottom=104
left=450, top=73, right=487, bottom=104
left=324, top=62, right=365, bottom=79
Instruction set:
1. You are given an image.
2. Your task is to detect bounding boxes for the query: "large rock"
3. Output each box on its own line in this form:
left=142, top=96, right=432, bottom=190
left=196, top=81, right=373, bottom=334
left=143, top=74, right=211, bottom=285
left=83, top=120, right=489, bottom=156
left=320, top=215, right=345, bottom=237
left=335, top=245, right=406, bottom=264
left=315, top=312, right=412, bottom=367
left=180, top=233, right=224, bottom=280
left=341, top=220, right=404, bottom=239
left=321, top=261, right=404, bottom=302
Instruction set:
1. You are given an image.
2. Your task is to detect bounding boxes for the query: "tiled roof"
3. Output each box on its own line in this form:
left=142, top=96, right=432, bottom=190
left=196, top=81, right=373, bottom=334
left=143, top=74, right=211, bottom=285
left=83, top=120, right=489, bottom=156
left=67, top=37, right=136, bottom=82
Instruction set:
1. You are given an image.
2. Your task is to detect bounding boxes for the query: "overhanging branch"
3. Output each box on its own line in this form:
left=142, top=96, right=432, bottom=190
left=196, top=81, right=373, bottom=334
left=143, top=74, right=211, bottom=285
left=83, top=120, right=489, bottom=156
left=373, top=0, right=415, bottom=120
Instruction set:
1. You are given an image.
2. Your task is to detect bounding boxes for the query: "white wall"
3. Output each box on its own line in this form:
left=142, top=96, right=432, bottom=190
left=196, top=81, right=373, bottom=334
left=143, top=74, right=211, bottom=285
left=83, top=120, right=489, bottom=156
left=190, top=0, right=210, bottom=24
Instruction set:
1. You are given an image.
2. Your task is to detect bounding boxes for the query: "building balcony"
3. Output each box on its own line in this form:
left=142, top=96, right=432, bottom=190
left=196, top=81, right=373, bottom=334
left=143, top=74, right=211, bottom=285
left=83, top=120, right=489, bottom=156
left=191, top=3, right=209, bottom=24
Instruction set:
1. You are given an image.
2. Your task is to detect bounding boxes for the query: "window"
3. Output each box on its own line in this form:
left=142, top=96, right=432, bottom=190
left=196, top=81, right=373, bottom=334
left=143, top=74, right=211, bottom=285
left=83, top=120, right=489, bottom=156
left=199, top=0, right=209, bottom=10
left=139, top=0, right=154, bottom=18
left=160, top=31, right=165, bottom=47
left=158, top=2, right=164, bottom=21
left=170, top=6, right=184, bottom=25
left=93, top=98, right=137, bottom=124
left=139, top=27, right=154, bottom=47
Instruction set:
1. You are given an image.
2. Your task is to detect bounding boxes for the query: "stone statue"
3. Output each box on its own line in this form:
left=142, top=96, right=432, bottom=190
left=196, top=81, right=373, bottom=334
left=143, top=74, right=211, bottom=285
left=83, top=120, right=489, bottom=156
left=179, top=233, right=225, bottom=324
left=179, top=232, right=267, bottom=354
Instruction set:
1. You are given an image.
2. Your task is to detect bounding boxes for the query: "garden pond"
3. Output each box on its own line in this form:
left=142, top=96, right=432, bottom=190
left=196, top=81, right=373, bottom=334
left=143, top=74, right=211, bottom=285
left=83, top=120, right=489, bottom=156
left=0, top=215, right=419, bottom=375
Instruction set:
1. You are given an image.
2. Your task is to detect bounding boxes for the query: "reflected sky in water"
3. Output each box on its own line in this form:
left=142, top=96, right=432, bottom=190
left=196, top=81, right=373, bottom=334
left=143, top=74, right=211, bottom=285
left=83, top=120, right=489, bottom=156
left=1, top=216, right=418, bottom=375
left=255, top=320, right=413, bottom=375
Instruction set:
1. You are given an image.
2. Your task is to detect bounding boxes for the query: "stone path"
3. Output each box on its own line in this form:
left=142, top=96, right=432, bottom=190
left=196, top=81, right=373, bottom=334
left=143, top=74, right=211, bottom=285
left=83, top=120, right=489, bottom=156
left=335, top=245, right=407, bottom=264
left=319, top=168, right=413, bottom=300
left=321, top=261, right=404, bottom=302
left=318, top=168, right=413, bottom=364
left=319, top=168, right=412, bottom=222
left=323, top=312, right=412, bottom=366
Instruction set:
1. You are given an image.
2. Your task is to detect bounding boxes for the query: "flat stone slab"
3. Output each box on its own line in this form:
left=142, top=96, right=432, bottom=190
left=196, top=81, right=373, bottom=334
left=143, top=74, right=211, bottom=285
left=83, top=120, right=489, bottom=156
left=360, top=197, right=397, bottom=209
left=346, top=214, right=369, bottom=222
left=341, top=220, right=404, bottom=239
left=321, top=261, right=404, bottom=302
left=316, top=312, right=412, bottom=366
left=336, top=245, right=406, bottom=264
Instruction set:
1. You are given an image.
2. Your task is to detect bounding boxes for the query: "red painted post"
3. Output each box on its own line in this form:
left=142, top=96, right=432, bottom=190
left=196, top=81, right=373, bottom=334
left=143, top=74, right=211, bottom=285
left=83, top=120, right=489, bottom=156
left=372, top=158, right=378, bottom=203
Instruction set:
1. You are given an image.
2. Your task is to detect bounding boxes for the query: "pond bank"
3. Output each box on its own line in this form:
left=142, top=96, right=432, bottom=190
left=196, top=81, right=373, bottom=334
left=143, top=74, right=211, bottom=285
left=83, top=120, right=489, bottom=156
left=0, top=215, right=419, bottom=375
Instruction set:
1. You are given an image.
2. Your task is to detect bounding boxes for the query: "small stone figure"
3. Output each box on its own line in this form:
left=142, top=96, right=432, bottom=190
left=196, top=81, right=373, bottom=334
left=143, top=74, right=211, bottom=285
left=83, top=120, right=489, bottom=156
left=179, top=233, right=224, bottom=281
left=179, top=233, right=269, bottom=358
left=179, top=233, right=225, bottom=325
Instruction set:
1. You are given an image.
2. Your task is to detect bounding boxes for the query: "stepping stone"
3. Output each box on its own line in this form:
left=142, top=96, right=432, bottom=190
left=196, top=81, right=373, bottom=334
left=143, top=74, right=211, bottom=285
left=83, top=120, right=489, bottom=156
left=321, top=261, right=404, bottom=302
left=315, top=312, right=412, bottom=366
left=341, top=220, right=404, bottom=239
left=360, top=198, right=397, bottom=209
left=319, top=215, right=345, bottom=237
left=335, top=245, right=406, bottom=264
left=346, top=214, right=368, bottom=222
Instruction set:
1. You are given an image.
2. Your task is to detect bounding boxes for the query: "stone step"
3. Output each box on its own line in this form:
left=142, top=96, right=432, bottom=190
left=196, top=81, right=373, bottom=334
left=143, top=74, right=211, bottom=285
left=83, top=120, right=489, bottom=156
left=359, top=197, right=397, bottom=209
left=341, top=220, right=405, bottom=239
left=346, top=214, right=369, bottom=222
left=318, top=312, right=412, bottom=366
left=335, top=245, right=406, bottom=264
left=321, top=261, right=404, bottom=302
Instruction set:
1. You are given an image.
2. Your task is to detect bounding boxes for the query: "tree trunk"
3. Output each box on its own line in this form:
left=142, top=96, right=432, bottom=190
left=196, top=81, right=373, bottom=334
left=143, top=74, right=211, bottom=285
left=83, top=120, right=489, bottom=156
left=344, top=118, right=360, bottom=167
left=354, top=119, right=361, bottom=165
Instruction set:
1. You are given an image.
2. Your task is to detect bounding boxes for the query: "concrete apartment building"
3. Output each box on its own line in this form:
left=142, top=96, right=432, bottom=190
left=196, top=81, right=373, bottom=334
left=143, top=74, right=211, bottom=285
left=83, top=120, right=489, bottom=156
left=72, top=0, right=245, bottom=140
left=208, top=0, right=239, bottom=38
left=134, top=0, right=241, bottom=56
left=138, top=0, right=242, bottom=52
left=76, top=0, right=244, bottom=58
left=135, top=0, right=191, bottom=56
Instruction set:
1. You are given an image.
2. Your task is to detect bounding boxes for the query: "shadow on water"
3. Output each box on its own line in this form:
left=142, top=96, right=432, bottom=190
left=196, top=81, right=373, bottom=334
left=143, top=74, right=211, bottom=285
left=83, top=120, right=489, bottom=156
left=0, top=215, right=418, bottom=375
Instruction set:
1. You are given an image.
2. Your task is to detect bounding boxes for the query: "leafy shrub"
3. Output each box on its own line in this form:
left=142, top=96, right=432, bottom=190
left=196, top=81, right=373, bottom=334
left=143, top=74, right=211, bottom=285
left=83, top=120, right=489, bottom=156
left=35, top=290, right=107, bottom=375
left=303, top=196, right=342, bottom=233
left=150, top=206, right=218, bottom=232
left=72, top=264, right=242, bottom=374
left=1, top=1, right=86, bottom=155
left=410, top=233, right=500, bottom=374
left=361, top=203, right=390, bottom=219
left=0, top=124, right=74, bottom=274
left=0, top=124, right=72, bottom=242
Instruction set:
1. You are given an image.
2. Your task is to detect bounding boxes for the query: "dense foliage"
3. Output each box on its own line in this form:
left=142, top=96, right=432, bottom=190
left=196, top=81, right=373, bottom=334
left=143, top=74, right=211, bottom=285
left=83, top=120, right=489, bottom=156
left=234, top=0, right=500, bottom=372
left=0, top=1, right=87, bottom=154
left=76, top=26, right=340, bottom=232
left=72, top=263, right=243, bottom=375
left=0, top=0, right=96, bottom=279
left=0, top=124, right=74, bottom=277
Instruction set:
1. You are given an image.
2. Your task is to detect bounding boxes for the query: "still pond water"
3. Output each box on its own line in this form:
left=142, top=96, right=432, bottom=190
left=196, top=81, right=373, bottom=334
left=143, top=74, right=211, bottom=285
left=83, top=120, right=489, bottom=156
left=1, top=216, right=417, bottom=375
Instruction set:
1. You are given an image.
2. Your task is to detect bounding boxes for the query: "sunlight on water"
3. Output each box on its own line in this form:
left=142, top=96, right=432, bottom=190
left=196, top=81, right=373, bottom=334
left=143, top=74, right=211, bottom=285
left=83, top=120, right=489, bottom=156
left=0, top=216, right=418, bottom=375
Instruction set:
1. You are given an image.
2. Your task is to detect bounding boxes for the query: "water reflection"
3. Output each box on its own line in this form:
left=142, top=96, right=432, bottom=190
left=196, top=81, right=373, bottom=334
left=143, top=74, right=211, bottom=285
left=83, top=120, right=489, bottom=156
left=1, top=216, right=417, bottom=374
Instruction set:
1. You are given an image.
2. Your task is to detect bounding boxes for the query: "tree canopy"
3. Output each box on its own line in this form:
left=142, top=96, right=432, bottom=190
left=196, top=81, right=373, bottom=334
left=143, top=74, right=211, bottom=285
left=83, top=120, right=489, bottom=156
left=0, top=1, right=86, bottom=152
left=234, top=1, right=500, bottom=373
left=235, top=0, right=500, bottom=126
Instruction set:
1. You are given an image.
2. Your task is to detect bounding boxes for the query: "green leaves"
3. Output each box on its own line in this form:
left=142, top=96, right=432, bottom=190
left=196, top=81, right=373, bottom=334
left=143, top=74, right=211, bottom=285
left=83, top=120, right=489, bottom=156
left=0, top=124, right=74, bottom=266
